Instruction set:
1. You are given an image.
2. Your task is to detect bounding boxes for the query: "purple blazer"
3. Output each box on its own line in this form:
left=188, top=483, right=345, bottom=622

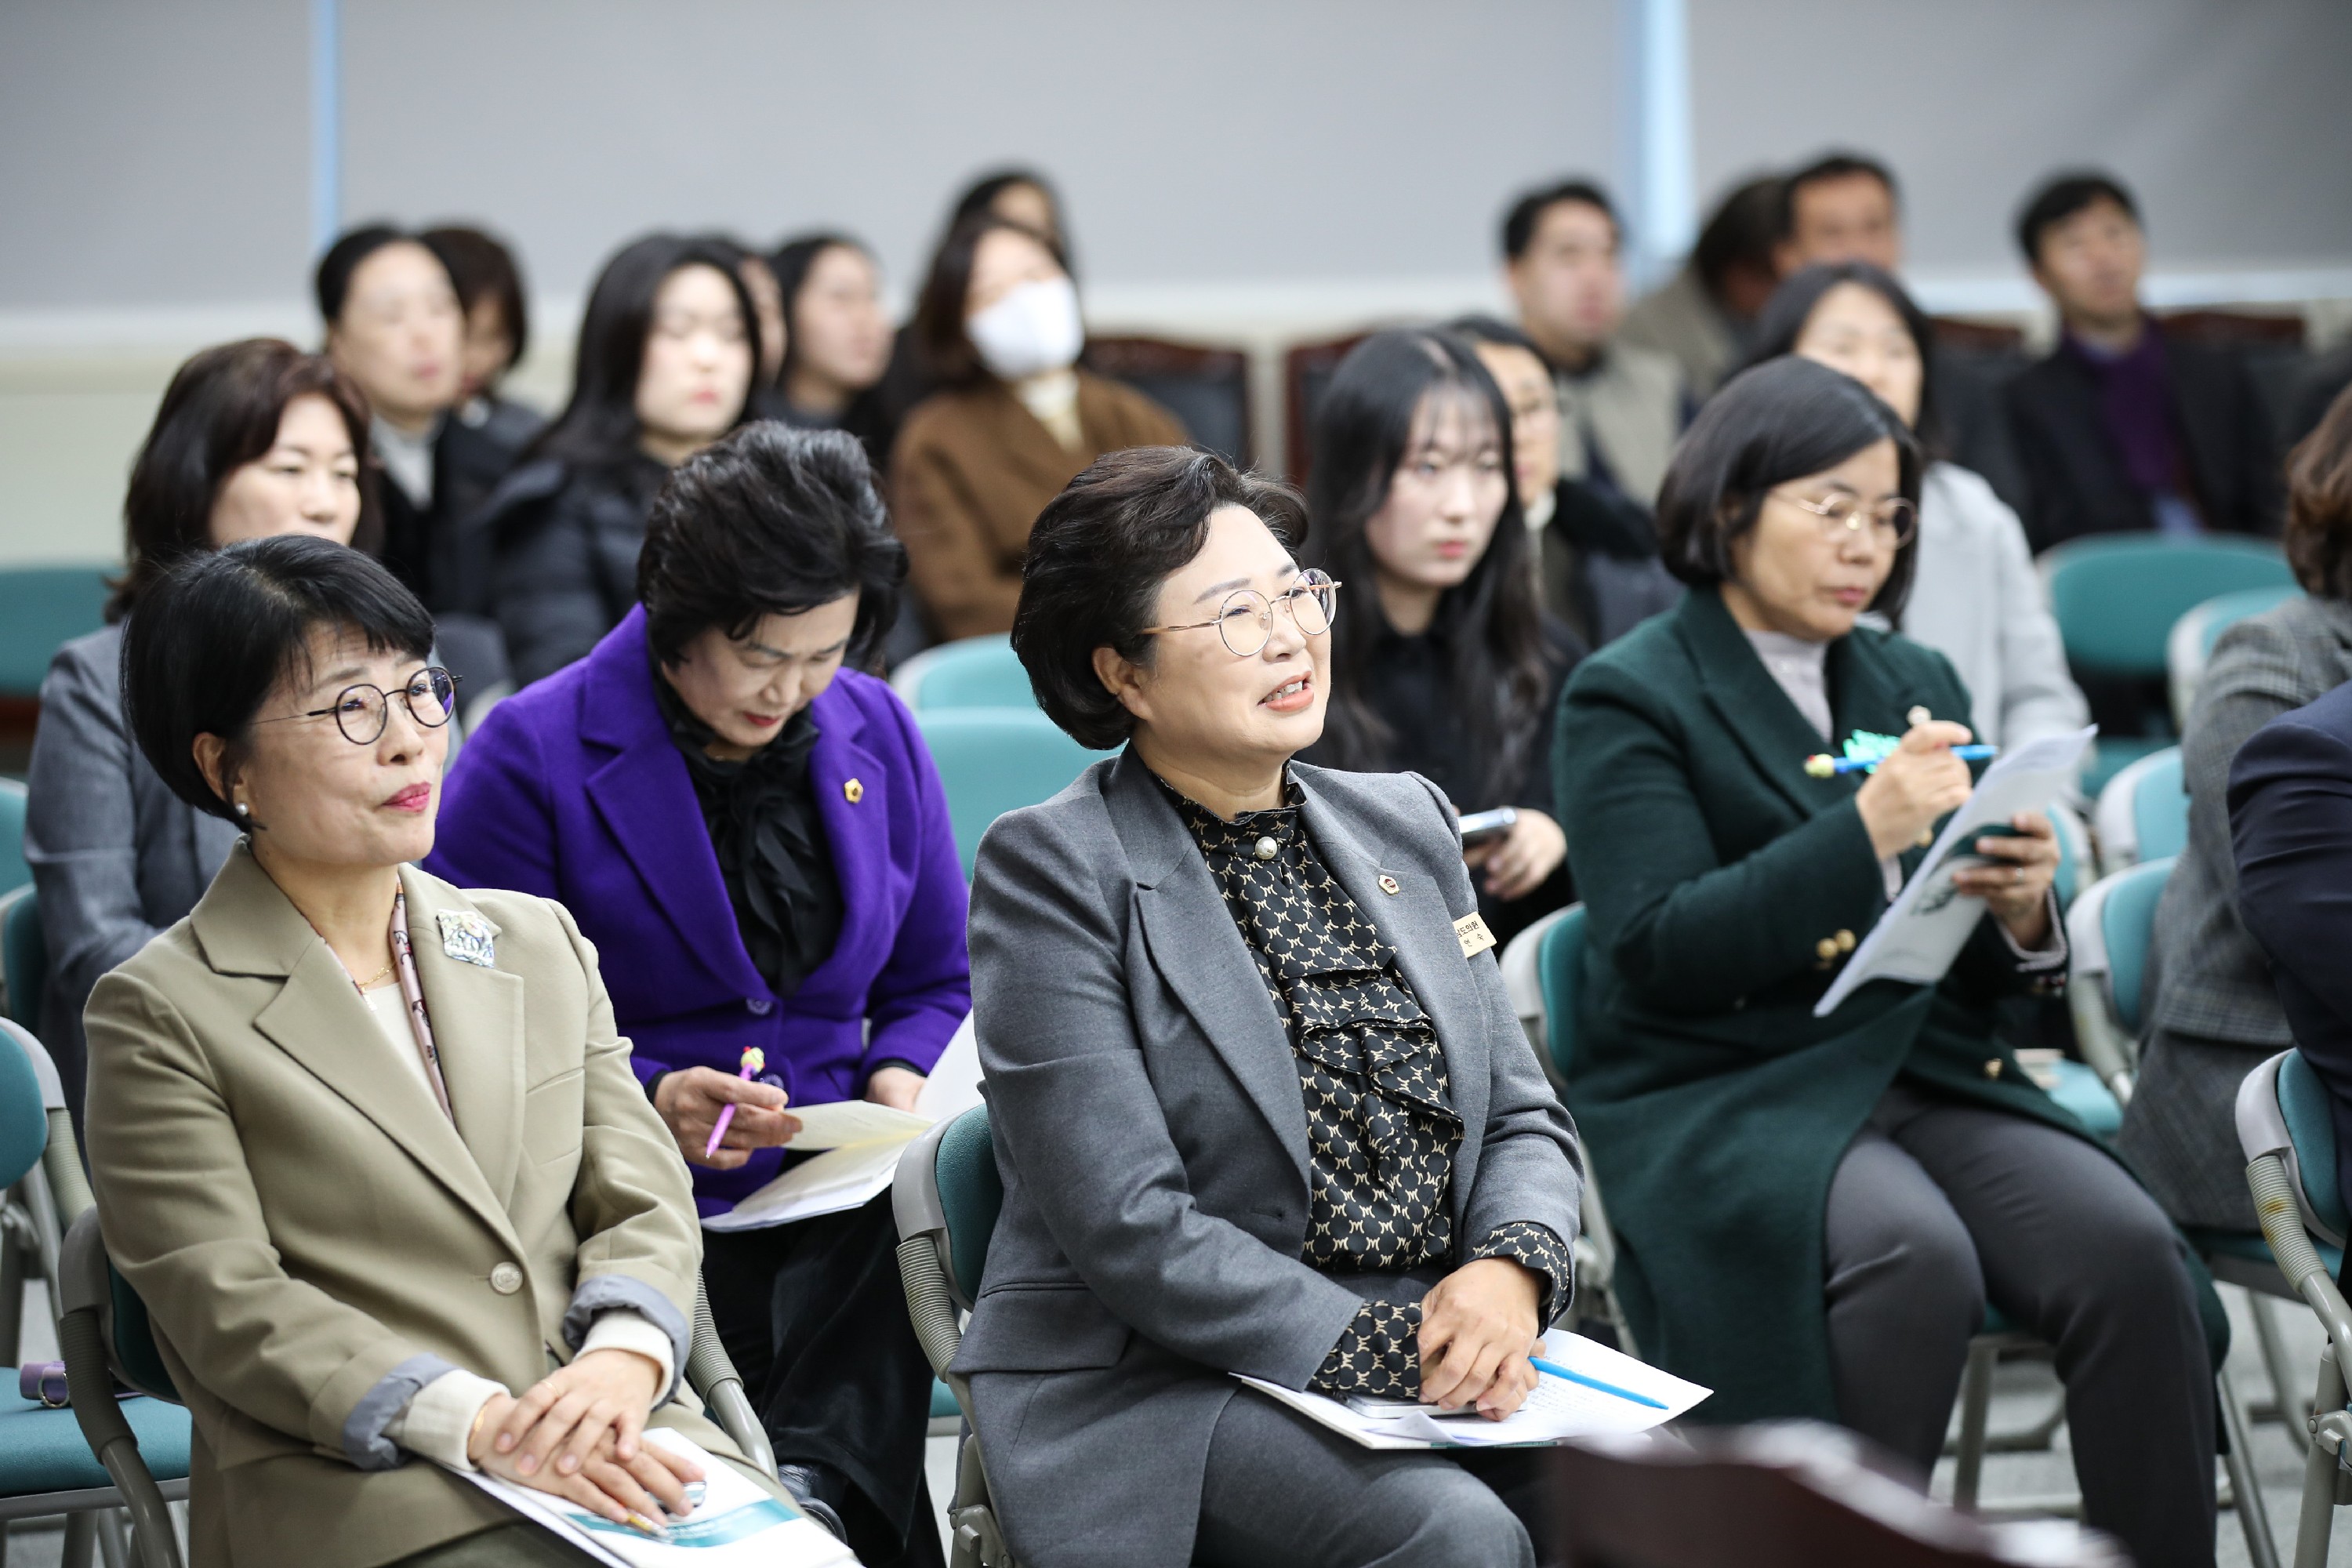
left=426, top=606, right=971, bottom=1214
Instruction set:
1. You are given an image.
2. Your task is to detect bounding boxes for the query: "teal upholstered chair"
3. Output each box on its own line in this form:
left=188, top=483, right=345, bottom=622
left=914, top=710, right=1110, bottom=879
left=1, top=885, right=45, bottom=1033
left=2168, top=586, right=2303, bottom=730
left=0, top=778, right=30, bottom=901
left=0, top=565, right=112, bottom=702
left=2091, top=748, right=2186, bottom=878
left=891, top=637, right=1034, bottom=713
left=2064, top=857, right=2176, bottom=1104
left=894, top=1107, right=1013, bottom=1568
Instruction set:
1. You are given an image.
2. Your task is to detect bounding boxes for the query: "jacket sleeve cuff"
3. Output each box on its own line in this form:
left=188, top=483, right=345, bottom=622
left=580, top=1309, right=677, bottom=1406
left=385, top=1368, right=510, bottom=1471
left=563, top=1276, right=688, bottom=1403
left=342, top=1352, right=459, bottom=1471
left=1468, top=1221, right=1577, bottom=1329
left=1308, top=1299, right=1422, bottom=1399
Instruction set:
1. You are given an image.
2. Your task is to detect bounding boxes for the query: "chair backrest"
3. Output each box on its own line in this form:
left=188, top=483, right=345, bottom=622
left=58, top=1209, right=180, bottom=1403
left=2166, top=586, right=2303, bottom=728
left=2071, top=856, right=2175, bottom=1040
left=2092, top=746, right=2184, bottom=876
left=1537, top=905, right=1589, bottom=1083
left=2278, top=1051, right=2349, bottom=1240
left=0, top=564, right=112, bottom=699
left=1084, top=335, right=1252, bottom=466
left=1498, top=904, right=1576, bottom=1062
left=0, top=1014, right=48, bottom=1191
left=2, top=885, right=45, bottom=1033
left=891, top=636, right=1032, bottom=713
left=2048, top=802, right=2090, bottom=912
left=931, top=1106, right=1001, bottom=1311
left=2040, top=534, right=2293, bottom=680
left=0, top=778, right=28, bottom=898
left=1283, top=331, right=1373, bottom=484
left=915, top=709, right=1109, bottom=877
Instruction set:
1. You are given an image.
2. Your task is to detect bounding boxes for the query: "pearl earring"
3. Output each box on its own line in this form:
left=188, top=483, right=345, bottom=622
left=234, top=801, right=250, bottom=819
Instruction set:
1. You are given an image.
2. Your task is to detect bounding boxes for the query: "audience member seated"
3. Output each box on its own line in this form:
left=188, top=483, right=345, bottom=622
left=421, top=223, right=546, bottom=454
left=766, top=232, right=895, bottom=468
left=1555, top=357, right=2219, bottom=1568
left=890, top=214, right=1184, bottom=639
left=1451, top=315, right=1682, bottom=648
left=1298, top=330, right=1580, bottom=948
left=1772, top=152, right=1903, bottom=275
left=1620, top=175, right=1785, bottom=397
left=1501, top=179, right=1687, bottom=510
left=717, top=238, right=789, bottom=412
left=316, top=226, right=510, bottom=612
left=430, top=425, right=967, bottom=1565
left=966, top=444, right=1584, bottom=1566
left=2004, top=172, right=2281, bottom=550
left=25, top=339, right=378, bottom=1128
left=1744, top=263, right=2089, bottom=751
left=479, top=233, right=755, bottom=686
left=2125, top=384, right=2352, bottom=1229
left=85, top=535, right=782, bottom=1564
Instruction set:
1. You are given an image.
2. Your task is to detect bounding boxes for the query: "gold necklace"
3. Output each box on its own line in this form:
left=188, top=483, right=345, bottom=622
left=352, top=956, right=397, bottom=991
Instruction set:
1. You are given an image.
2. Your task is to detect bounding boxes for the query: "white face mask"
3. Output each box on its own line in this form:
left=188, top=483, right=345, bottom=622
left=967, top=276, right=1084, bottom=381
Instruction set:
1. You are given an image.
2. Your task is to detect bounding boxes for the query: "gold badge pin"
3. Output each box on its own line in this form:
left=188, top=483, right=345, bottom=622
left=844, top=779, right=865, bottom=804
left=1377, top=874, right=1401, bottom=895
left=1454, top=912, right=1497, bottom=959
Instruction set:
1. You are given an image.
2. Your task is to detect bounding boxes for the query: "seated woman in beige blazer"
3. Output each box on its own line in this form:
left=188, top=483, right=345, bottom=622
left=84, top=535, right=777, bottom=1567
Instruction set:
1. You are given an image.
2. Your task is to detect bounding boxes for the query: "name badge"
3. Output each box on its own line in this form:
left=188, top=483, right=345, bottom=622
left=437, top=910, right=497, bottom=969
left=1454, top=912, right=1497, bottom=960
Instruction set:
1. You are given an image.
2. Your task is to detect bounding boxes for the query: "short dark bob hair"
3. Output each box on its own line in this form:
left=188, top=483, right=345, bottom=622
left=423, top=223, right=532, bottom=371
left=637, top=422, right=903, bottom=667
left=2014, top=170, right=2140, bottom=264
left=1741, top=261, right=1944, bottom=456
left=114, top=338, right=383, bottom=621
left=1014, top=446, right=1307, bottom=751
left=2285, top=381, right=2352, bottom=601
left=911, top=215, right=1074, bottom=391
left=1501, top=179, right=1619, bottom=261
left=314, top=224, right=457, bottom=325
left=122, top=535, right=436, bottom=824
left=1656, top=356, right=1922, bottom=621
left=1777, top=152, right=1900, bottom=238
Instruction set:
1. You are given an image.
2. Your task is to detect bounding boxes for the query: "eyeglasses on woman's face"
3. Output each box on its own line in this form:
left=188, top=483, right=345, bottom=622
left=1141, top=569, right=1341, bottom=658
left=251, top=666, right=458, bottom=746
left=1773, top=487, right=1918, bottom=549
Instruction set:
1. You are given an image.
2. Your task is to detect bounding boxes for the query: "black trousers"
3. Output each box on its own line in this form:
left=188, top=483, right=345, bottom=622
left=1823, top=1081, right=2216, bottom=1568
left=701, top=1192, right=946, bottom=1568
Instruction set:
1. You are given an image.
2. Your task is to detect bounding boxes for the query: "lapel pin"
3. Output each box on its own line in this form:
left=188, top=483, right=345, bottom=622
left=844, top=778, right=865, bottom=804
left=1377, top=873, right=1401, bottom=895
left=436, top=909, right=496, bottom=969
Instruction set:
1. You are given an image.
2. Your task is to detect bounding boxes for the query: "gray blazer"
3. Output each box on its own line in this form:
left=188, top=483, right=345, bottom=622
left=24, top=624, right=241, bottom=1110
left=958, top=751, right=1583, bottom=1568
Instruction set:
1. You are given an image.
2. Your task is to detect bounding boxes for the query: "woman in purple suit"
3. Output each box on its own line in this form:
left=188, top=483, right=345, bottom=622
left=430, top=423, right=966, bottom=1568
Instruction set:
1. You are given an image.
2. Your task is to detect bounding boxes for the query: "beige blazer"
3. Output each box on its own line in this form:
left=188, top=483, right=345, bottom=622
left=83, top=846, right=759, bottom=1567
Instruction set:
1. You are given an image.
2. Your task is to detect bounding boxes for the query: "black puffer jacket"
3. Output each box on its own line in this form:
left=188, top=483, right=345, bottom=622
left=472, top=452, right=668, bottom=687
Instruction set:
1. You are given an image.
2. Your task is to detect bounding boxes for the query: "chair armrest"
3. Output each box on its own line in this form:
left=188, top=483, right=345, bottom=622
left=58, top=1208, right=183, bottom=1568
left=2249, top=1150, right=2352, bottom=1357
left=684, top=1272, right=775, bottom=1481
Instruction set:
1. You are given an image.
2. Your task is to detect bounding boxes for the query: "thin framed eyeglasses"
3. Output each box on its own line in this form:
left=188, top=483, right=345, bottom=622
left=1777, top=488, right=1918, bottom=548
left=1141, top=570, right=1341, bottom=658
left=249, top=667, right=459, bottom=746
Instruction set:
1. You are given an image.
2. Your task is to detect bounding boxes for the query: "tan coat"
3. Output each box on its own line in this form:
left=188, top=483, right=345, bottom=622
left=890, top=372, right=1187, bottom=640
left=83, top=847, right=758, bottom=1567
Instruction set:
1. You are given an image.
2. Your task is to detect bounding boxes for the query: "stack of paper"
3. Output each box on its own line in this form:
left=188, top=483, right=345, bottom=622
left=702, top=1015, right=982, bottom=1233
left=1233, top=1328, right=1710, bottom=1450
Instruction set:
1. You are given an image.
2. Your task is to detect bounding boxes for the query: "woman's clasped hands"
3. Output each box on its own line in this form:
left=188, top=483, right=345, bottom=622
left=1417, top=1257, right=1544, bottom=1421
left=467, top=1348, right=703, bottom=1527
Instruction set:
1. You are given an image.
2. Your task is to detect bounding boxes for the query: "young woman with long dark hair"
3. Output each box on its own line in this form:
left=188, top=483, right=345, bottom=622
left=764, top=232, right=895, bottom=466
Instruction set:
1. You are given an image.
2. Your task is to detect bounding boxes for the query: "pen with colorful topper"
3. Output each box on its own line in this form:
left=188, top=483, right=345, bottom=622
left=704, top=1045, right=767, bottom=1159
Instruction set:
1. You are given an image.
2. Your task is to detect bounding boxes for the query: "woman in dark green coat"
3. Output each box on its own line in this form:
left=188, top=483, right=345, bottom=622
left=1555, top=358, right=2217, bottom=1568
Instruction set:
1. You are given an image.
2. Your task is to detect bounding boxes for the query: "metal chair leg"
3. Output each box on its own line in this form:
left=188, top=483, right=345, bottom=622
left=2249, top=1288, right=2314, bottom=1454
left=2218, top=1365, right=2282, bottom=1568
left=62, top=1512, right=96, bottom=1568
left=2292, top=1345, right=2346, bottom=1568
left=93, top=1512, right=128, bottom=1568
left=1951, top=1337, right=2000, bottom=1510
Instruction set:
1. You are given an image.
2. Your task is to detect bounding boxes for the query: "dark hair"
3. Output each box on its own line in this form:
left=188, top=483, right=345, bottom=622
left=1778, top=153, right=1900, bottom=239
left=1656, top=356, right=1922, bottom=619
left=314, top=224, right=455, bottom=325
left=1445, top=314, right=1547, bottom=359
left=769, top=231, right=875, bottom=388
left=421, top=223, right=531, bottom=371
left=2284, top=382, right=2352, bottom=601
left=637, top=423, right=903, bottom=666
left=528, top=233, right=758, bottom=472
left=113, top=339, right=383, bottom=621
left=948, top=167, right=1071, bottom=269
left=1501, top=180, right=1619, bottom=261
left=1014, top=447, right=1307, bottom=751
left=122, top=535, right=436, bottom=823
left=1740, top=261, right=1944, bottom=456
left=1304, top=329, right=1553, bottom=799
left=2014, top=171, right=2140, bottom=264
left=910, top=215, right=1073, bottom=390
left=1694, top=176, right=1786, bottom=295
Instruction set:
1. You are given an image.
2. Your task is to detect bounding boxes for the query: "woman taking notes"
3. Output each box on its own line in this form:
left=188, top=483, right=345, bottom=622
left=82, top=538, right=778, bottom=1566
left=964, top=445, right=1582, bottom=1568
left=1554, top=358, right=2217, bottom=1568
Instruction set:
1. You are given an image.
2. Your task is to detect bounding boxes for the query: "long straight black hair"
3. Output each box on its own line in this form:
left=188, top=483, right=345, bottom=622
left=1305, top=328, right=1554, bottom=800
left=528, top=233, right=759, bottom=472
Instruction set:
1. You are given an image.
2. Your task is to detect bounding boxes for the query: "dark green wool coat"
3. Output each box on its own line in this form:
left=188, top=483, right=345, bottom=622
left=1552, top=585, right=2221, bottom=1424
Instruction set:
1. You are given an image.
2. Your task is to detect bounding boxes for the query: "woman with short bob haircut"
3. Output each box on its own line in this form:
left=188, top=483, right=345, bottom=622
left=84, top=535, right=781, bottom=1565
left=977, top=445, right=1583, bottom=1568
left=26, top=338, right=379, bottom=1123
left=1556, top=357, right=2221, bottom=1568
left=433, top=423, right=967, bottom=1566
left=475, top=233, right=758, bottom=685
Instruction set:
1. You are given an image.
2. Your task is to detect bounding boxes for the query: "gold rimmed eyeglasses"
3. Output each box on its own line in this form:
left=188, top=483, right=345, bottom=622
left=1140, top=571, right=1341, bottom=658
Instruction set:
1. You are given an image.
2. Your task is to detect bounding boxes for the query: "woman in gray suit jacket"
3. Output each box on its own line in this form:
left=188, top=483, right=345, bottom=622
left=26, top=338, right=383, bottom=1122
left=961, top=446, right=1585, bottom=1568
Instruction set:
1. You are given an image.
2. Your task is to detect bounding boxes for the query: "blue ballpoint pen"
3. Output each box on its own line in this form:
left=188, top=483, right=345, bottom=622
left=1804, top=744, right=1998, bottom=778
left=1529, top=1356, right=1668, bottom=1410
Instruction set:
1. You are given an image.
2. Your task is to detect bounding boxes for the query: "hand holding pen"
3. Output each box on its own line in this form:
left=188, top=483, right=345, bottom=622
left=1852, top=719, right=1979, bottom=860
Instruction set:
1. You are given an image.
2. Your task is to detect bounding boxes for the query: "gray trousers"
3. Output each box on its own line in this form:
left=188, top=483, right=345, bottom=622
left=1824, top=1081, right=2216, bottom=1568
left=1195, top=1389, right=1541, bottom=1568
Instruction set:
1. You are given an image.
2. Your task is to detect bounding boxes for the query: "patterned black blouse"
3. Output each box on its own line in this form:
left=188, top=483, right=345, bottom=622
left=1163, top=775, right=1572, bottom=1398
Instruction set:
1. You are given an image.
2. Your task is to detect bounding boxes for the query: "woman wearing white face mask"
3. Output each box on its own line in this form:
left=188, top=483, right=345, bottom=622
left=891, top=215, right=1186, bottom=641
